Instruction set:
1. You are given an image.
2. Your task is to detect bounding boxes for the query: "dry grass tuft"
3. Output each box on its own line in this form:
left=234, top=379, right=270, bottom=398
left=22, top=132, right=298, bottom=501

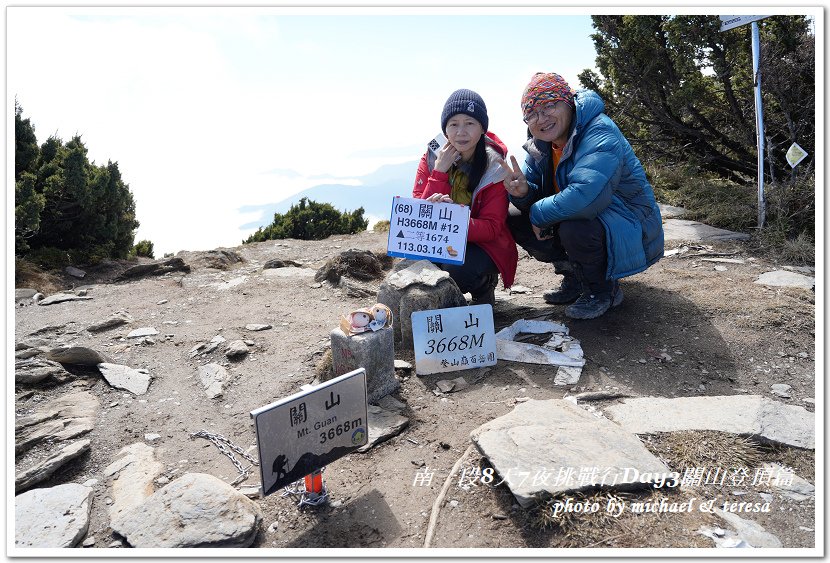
left=642, top=430, right=763, bottom=473
left=315, top=249, right=393, bottom=283
left=314, top=349, right=333, bottom=379
left=756, top=442, right=816, bottom=482
left=529, top=488, right=715, bottom=548
left=531, top=490, right=629, bottom=534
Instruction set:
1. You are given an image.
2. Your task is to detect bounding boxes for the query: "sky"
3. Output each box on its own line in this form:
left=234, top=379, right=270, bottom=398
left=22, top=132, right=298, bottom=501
left=8, top=6, right=604, bottom=256
left=9, top=6, right=814, bottom=257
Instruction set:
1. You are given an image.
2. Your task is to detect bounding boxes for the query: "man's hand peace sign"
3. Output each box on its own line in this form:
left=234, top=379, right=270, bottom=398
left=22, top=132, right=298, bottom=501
left=497, top=156, right=529, bottom=198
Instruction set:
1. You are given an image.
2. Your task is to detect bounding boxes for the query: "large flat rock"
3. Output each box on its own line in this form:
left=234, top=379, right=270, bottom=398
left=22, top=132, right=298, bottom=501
left=15, top=483, right=93, bottom=548
left=604, top=395, right=814, bottom=449
left=663, top=219, right=750, bottom=242
left=357, top=404, right=409, bottom=452
left=16, top=439, right=91, bottom=492
left=470, top=399, right=671, bottom=507
left=104, top=442, right=164, bottom=524
left=658, top=203, right=687, bottom=219
left=98, top=363, right=152, bottom=395
left=755, top=270, right=815, bottom=290
left=15, top=358, right=70, bottom=384
left=15, top=391, right=99, bottom=454
left=111, top=473, right=262, bottom=548
left=37, top=293, right=93, bottom=306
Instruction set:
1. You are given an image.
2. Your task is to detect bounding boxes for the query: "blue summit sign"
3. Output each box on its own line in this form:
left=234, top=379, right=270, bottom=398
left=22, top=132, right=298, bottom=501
left=386, top=196, right=470, bottom=265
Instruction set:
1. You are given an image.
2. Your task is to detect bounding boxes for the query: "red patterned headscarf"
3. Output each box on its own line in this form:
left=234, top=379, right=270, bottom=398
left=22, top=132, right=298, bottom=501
left=521, top=72, right=576, bottom=118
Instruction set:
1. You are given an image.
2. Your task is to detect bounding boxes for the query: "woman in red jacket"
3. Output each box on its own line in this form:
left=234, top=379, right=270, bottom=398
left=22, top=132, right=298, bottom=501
left=412, top=89, right=518, bottom=306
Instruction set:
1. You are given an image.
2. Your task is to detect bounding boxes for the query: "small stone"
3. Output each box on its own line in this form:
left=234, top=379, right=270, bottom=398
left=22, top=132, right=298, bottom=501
left=155, top=476, right=170, bottom=486
left=394, top=359, right=413, bottom=371
left=127, top=327, right=159, bottom=339
left=436, top=380, right=456, bottom=393
left=509, top=285, right=532, bottom=294
left=145, top=433, right=162, bottom=442
left=770, top=383, right=792, bottom=398
left=108, top=540, right=123, bottom=548
left=225, top=340, right=249, bottom=358
left=449, top=500, right=459, bottom=508
left=268, top=522, right=279, bottom=533
left=82, top=536, right=95, bottom=547
left=492, top=513, right=508, bottom=520
left=330, top=500, right=343, bottom=508
left=239, top=486, right=260, bottom=498
left=157, top=299, right=168, bottom=305
left=65, top=266, right=87, bottom=279
left=411, top=459, right=425, bottom=468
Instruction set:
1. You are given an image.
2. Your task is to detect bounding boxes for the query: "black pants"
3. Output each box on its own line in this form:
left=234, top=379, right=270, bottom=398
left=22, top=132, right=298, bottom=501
left=507, top=206, right=609, bottom=292
left=438, top=242, right=498, bottom=296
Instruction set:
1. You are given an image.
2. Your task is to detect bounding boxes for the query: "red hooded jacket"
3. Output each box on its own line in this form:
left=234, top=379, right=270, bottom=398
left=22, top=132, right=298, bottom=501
left=412, top=131, right=517, bottom=288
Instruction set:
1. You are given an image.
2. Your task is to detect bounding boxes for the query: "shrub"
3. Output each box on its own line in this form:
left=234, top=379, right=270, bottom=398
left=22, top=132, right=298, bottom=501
left=756, top=172, right=815, bottom=264
left=244, top=198, right=369, bottom=243
left=648, top=162, right=814, bottom=265
left=372, top=220, right=391, bottom=233
left=132, top=240, right=155, bottom=259
left=24, top=246, right=71, bottom=270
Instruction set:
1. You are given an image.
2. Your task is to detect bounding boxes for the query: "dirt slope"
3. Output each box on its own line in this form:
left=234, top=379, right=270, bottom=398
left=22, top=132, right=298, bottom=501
left=13, top=229, right=816, bottom=551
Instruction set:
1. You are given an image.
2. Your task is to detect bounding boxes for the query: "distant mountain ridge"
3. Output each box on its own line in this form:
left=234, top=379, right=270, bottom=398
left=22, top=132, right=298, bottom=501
left=239, top=161, right=418, bottom=230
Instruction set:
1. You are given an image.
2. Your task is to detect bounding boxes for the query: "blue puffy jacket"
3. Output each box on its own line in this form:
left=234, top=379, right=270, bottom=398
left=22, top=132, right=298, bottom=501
left=510, top=90, right=664, bottom=279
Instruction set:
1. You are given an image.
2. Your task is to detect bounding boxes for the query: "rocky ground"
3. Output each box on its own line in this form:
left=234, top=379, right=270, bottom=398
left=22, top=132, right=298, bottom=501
left=12, top=217, right=817, bottom=554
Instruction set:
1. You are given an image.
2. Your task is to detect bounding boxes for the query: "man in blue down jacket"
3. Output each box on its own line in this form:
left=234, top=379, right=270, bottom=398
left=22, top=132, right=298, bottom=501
left=499, top=72, right=663, bottom=319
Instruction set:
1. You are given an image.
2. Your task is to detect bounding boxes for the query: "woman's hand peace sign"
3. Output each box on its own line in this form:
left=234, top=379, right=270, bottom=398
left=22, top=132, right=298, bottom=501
left=497, top=155, right=529, bottom=198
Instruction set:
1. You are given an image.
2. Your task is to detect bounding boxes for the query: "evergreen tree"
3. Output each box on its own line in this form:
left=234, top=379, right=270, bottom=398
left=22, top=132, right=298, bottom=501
left=15, top=104, right=141, bottom=264
left=14, top=172, right=44, bottom=253
left=15, top=101, right=38, bottom=180
left=578, top=15, right=814, bottom=183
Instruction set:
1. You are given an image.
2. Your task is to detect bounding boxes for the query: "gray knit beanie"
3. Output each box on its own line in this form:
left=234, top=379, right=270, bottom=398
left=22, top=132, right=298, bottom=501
left=440, top=89, right=488, bottom=133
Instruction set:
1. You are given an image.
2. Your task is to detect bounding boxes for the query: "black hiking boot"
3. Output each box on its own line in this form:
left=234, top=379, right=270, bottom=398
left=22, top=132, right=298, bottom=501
left=471, top=274, right=499, bottom=307
left=565, top=280, right=624, bottom=320
left=542, top=261, right=582, bottom=304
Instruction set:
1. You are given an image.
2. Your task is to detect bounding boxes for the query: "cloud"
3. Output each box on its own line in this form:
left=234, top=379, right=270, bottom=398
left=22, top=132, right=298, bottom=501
left=9, top=9, right=600, bottom=256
